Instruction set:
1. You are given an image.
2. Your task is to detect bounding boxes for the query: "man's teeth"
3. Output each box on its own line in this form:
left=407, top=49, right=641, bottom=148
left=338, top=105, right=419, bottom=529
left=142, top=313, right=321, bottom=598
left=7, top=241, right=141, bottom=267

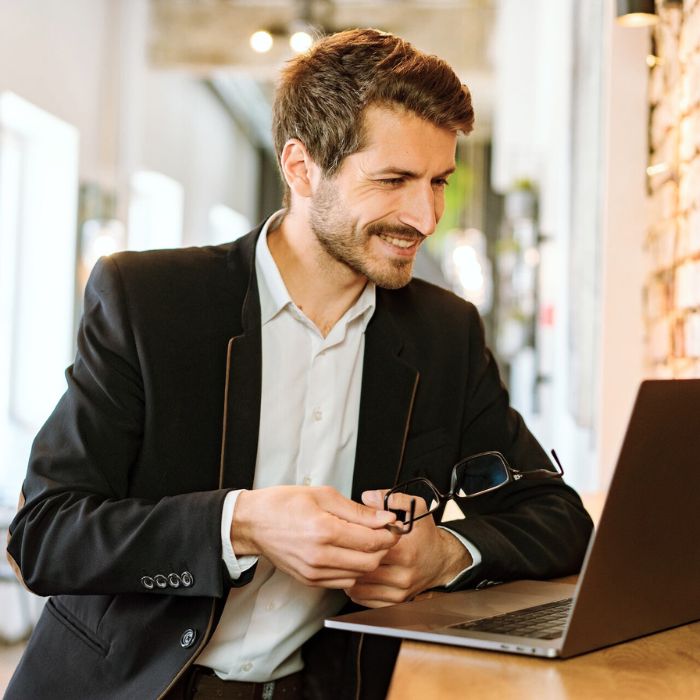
left=378, top=234, right=417, bottom=249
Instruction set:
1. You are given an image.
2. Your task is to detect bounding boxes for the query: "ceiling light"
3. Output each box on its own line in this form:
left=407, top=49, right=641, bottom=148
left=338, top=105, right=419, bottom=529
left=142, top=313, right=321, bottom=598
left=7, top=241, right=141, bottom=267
left=250, top=30, right=273, bottom=54
left=615, top=0, right=658, bottom=27
left=289, top=30, right=313, bottom=54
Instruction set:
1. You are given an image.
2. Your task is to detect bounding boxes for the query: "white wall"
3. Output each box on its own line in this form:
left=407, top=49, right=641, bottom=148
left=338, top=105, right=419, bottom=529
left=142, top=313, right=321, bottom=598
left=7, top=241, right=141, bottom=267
left=0, top=0, right=109, bottom=182
left=597, top=18, right=649, bottom=486
left=0, top=0, right=260, bottom=246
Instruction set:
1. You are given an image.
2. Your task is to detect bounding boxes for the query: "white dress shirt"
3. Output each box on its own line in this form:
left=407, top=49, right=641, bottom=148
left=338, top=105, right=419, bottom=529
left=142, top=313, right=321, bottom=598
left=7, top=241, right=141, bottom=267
left=196, top=212, right=480, bottom=681
left=196, top=212, right=376, bottom=681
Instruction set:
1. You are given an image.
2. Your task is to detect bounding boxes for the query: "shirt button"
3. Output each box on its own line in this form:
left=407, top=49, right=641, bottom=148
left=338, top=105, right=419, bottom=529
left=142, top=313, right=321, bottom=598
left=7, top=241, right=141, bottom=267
left=241, top=661, right=253, bottom=672
left=266, top=601, right=276, bottom=611
left=312, top=408, right=323, bottom=421
left=302, top=476, right=312, bottom=486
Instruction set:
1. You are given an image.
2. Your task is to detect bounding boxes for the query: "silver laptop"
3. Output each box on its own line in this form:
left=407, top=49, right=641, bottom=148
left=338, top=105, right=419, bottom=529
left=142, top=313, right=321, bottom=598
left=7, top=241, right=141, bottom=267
left=326, top=379, right=700, bottom=658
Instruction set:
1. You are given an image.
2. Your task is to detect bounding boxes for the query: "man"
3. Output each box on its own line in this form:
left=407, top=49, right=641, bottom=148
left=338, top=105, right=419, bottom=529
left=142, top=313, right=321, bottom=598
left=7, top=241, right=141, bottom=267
left=6, top=29, right=592, bottom=699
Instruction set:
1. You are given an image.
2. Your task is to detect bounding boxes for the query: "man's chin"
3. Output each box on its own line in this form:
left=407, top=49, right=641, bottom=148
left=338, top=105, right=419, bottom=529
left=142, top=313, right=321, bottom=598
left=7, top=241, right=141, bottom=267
left=366, top=263, right=415, bottom=290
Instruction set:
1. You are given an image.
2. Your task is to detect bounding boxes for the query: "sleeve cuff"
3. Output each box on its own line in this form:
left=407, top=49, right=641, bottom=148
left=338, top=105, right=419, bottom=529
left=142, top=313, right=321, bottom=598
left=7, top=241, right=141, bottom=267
left=438, top=526, right=482, bottom=587
left=221, top=489, right=259, bottom=580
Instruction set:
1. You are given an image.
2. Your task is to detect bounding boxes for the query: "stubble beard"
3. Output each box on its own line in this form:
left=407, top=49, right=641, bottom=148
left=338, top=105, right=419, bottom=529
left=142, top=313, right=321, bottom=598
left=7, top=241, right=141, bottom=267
left=309, top=178, right=419, bottom=290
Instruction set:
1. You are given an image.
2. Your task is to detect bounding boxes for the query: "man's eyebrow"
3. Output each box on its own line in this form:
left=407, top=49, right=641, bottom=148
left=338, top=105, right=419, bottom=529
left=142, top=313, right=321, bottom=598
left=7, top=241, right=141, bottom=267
left=371, top=166, right=456, bottom=179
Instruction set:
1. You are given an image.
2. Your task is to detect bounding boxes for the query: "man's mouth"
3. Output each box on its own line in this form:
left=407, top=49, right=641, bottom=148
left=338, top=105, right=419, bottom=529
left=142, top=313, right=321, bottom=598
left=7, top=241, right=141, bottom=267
left=377, top=233, right=420, bottom=249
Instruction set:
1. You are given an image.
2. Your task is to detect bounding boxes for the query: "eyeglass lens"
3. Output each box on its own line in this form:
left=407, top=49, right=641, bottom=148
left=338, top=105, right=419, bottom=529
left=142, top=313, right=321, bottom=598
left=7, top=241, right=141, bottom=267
left=453, top=453, right=510, bottom=497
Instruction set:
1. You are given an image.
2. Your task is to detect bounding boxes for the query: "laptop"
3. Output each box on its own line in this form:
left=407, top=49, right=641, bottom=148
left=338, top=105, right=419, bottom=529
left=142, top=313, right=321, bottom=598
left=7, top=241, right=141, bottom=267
left=325, top=379, right=700, bottom=658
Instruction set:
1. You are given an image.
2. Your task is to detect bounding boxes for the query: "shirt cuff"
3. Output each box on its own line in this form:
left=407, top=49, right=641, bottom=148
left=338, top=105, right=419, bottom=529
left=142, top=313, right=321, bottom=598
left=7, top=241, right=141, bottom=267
left=221, top=489, right=259, bottom=579
left=437, top=526, right=482, bottom=587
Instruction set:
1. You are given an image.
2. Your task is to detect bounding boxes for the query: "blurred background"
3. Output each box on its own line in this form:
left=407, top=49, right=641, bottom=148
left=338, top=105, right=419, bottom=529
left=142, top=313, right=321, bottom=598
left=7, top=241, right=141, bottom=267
left=0, top=0, right=697, bottom=664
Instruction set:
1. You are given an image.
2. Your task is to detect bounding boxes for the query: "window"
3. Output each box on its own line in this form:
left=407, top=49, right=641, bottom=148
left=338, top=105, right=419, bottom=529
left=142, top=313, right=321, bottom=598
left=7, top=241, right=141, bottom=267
left=208, top=204, right=251, bottom=244
left=128, top=170, right=184, bottom=250
left=0, top=92, right=79, bottom=504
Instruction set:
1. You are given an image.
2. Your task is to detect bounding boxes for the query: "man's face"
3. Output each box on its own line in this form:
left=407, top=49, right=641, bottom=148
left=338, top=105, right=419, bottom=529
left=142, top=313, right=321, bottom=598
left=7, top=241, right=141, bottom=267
left=309, top=105, right=457, bottom=289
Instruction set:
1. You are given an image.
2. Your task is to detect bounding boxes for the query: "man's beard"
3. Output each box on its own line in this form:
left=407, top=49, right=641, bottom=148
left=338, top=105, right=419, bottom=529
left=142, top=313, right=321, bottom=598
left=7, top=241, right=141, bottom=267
left=309, top=178, right=422, bottom=290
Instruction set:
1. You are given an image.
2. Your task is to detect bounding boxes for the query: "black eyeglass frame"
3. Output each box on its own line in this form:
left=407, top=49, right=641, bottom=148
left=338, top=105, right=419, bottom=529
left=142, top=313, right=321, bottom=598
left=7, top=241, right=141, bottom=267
left=384, top=450, right=564, bottom=534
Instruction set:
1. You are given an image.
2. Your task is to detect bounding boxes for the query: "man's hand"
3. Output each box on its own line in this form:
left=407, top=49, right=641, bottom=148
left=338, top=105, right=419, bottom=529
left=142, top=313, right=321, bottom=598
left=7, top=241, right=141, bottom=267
left=344, top=490, right=473, bottom=607
left=232, top=486, right=399, bottom=589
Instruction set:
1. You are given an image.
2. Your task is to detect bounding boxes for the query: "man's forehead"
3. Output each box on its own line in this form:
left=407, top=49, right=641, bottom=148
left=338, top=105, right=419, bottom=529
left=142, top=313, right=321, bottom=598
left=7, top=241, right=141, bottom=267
left=353, top=105, right=457, bottom=173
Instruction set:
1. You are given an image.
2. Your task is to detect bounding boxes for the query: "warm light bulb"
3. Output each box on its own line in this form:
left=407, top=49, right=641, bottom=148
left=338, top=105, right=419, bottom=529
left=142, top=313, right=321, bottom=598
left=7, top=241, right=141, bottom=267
left=615, top=12, right=658, bottom=27
left=250, top=30, right=273, bottom=53
left=289, top=31, right=313, bottom=54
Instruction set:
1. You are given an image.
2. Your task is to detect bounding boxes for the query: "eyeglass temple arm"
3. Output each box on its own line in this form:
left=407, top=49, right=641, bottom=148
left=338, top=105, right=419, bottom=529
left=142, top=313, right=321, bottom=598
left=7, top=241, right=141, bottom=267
left=404, top=498, right=417, bottom=534
left=513, top=449, right=565, bottom=480
left=384, top=495, right=417, bottom=535
left=550, top=449, right=564, bottom=476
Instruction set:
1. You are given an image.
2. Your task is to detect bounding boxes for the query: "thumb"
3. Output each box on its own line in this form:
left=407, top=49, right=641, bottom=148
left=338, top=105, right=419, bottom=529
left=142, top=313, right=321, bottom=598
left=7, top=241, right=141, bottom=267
left=320, top=489, right=395, bottom=527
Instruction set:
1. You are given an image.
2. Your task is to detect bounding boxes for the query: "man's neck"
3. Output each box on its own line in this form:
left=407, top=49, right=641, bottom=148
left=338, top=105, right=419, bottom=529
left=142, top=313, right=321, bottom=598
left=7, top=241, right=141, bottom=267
left=267, top=210, right=367, bottom=337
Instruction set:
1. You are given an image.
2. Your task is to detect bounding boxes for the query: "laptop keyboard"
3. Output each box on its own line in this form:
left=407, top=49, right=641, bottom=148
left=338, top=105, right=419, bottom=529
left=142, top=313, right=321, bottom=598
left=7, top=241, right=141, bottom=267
left=452, top=597, right=573, bottom=640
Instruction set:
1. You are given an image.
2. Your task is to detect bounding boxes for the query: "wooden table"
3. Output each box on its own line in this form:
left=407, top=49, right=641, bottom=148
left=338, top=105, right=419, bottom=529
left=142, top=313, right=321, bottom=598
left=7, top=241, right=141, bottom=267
left=387, top=620, right=700, bottom=699
left=387, top=574, right=700, bottom=700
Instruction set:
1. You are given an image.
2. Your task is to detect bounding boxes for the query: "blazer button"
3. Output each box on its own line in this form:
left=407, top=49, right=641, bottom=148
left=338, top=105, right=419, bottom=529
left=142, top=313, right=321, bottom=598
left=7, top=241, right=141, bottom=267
left=168, top=573, right=181, bottom=588
left=154, top=574, right=168, bottom=589
left=180, top=628, right=197, bottom=648
left=141, top=576, right=155, bottom=590
left=181, top=571, right=194, bottom=587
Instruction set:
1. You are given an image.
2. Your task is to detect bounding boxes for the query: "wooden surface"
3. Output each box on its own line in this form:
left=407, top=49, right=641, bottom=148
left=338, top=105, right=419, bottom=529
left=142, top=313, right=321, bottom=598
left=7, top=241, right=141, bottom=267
left=386, top=619, right=700, bottom=700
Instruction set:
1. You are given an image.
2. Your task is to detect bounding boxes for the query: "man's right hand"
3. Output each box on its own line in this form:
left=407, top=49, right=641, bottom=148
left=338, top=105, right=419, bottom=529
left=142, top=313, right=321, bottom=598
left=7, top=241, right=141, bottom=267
left=231, top=486, right=399, bottom=589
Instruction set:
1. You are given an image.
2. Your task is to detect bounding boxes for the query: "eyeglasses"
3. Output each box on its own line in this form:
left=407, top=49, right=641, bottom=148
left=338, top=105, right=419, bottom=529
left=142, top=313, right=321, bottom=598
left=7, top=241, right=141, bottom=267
left=384, top=450, right=564, bottom=534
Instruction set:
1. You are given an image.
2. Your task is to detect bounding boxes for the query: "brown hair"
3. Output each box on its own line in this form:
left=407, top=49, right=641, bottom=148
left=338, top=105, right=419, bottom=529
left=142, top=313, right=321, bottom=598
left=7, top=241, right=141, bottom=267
left=272, top=28, right=474, bottom=205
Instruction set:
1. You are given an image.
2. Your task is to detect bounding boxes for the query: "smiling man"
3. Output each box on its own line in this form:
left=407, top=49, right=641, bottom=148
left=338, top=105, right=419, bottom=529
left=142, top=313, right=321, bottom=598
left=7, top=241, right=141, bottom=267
left=6, top=29, right=592, bottom=700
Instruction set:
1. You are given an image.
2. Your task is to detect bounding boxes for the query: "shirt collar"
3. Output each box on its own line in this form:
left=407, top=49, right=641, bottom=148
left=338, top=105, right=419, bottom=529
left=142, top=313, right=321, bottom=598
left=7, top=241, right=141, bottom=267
left=255, top=210, right=292, bottom=325
left=255, top=210, right=377, bottom=331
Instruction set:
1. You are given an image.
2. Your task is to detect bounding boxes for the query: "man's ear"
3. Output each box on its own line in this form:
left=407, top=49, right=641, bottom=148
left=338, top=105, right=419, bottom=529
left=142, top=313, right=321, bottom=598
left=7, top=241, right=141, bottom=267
left=279, top=139, right=321, bottom=199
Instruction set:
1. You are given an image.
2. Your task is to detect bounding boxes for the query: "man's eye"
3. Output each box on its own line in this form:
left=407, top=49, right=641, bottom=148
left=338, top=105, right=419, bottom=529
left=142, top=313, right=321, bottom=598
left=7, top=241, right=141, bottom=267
left=433, top=178, right=450, bottom=188
left=378, top=178, right=404, bottom=186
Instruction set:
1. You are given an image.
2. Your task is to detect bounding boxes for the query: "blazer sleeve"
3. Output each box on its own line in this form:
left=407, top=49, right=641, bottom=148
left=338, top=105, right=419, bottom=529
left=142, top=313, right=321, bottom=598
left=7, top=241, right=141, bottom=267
left=439, top=305, right=594, bottom=590
left=6, top=256, right=249, bottom=598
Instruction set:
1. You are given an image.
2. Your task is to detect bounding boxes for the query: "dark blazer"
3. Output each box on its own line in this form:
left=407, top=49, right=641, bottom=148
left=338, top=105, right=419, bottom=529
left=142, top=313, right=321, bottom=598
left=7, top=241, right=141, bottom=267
left=6, top=226, right=592, bottom=699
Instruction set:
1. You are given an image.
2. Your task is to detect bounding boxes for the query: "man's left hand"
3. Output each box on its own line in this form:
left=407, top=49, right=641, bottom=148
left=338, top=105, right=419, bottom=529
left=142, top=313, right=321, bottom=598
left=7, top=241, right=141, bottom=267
left=344, top=489, right=473, bottom=608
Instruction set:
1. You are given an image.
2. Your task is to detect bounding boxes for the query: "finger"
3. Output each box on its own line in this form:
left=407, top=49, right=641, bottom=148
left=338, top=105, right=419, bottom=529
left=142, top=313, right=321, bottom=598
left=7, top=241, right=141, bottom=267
left=361, top=489, right=389, bottom=508
left=344, top=594, right=395, bottom=609
left=295, top=575, right=359, bottom=589
left=295, top=546, right=388, bottom=578
left=318, top=488, right=396, bottom=528
left=351, top=562, right=411, bottom=588
left=315, top=516, right=399, bottom=553
left=345, top=582, right=414, bottom=605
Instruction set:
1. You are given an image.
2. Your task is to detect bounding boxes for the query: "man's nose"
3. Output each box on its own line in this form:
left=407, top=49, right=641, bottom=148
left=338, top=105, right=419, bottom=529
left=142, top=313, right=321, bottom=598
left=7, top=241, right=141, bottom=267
left=398, top=184, right=438, bottom=238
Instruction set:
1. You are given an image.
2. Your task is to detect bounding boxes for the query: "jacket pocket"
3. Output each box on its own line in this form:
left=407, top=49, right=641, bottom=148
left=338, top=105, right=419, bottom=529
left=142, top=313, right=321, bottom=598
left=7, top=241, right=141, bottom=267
left=46, top=598, right=110, bottom=657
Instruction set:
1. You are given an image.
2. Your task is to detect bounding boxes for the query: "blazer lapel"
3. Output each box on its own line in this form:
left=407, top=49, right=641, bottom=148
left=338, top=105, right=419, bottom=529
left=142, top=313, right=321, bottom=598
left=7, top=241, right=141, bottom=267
left=352, top=298, right=420, bottom=502
left=219, top=229, right=264, bottom=491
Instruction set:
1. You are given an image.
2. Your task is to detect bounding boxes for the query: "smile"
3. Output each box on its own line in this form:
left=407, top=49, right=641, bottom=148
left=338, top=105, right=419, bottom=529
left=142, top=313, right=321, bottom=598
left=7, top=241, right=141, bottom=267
left=377, top=233, right=420, bottom=249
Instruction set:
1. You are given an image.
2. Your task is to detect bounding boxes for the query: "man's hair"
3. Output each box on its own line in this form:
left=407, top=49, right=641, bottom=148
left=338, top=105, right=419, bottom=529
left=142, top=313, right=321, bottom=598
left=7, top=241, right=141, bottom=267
left=272, top=28, right=475, bottom=205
